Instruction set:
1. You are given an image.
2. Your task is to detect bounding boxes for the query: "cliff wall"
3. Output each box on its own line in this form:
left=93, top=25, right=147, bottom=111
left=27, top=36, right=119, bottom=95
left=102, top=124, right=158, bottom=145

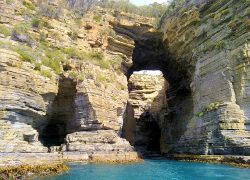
left=160, top=0, right=250, bottom=155
left=0, top=0, right=138, bottom=162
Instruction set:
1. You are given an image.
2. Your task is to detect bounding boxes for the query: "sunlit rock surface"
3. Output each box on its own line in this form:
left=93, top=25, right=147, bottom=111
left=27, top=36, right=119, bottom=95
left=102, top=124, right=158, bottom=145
left=0, top=0, right=137, bottom=163
left=123, top=70, right=168, bottom=152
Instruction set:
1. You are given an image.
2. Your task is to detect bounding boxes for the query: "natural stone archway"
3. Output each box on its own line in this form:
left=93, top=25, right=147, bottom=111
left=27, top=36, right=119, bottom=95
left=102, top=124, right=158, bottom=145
left=110, top=19, right=194, bottom=155
left=116, top=0, right=250, bottom=155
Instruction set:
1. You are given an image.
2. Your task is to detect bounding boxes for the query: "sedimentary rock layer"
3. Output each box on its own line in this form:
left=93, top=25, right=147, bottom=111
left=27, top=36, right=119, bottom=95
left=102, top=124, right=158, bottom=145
left=0, top=0, right=137, bottom=162
left=160, top=0, right=250, bottom=155
left=123, top=71, right=168, bottom=152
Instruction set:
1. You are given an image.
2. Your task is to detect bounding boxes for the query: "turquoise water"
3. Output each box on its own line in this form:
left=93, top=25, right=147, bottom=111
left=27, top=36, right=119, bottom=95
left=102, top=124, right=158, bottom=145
left=44, top=159, right=250, bottom=180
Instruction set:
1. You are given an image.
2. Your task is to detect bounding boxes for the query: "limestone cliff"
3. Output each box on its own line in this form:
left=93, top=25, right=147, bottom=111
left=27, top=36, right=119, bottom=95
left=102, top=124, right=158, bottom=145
left=0, top=0, right=138, bottom=163
left=0, top=48, right=57, bottom=152
left=159, top=0, right=250, bottom=155
left=109, top=0, right=250, bottom=156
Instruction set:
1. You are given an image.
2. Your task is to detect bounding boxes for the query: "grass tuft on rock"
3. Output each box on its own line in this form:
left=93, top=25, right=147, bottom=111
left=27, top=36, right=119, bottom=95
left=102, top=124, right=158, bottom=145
left=32, top=18, right=41, bottom=28
left=23, top=0, right=36, bottom=11
left=42, top=49, right=65, bottom=74
left=40, top=69, right=52, bottom=78
left=63, top=47, right=86, bottom=60
left=14, top=47, right=36, bottom=63
left=13, top=23, right=31, bottom=35
left=93, top=14, right=102, bottom=22
left=0, top=25, right=11, bottom=37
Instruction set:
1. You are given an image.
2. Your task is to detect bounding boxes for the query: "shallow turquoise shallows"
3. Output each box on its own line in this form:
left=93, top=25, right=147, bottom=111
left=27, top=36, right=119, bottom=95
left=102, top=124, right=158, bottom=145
left=44, top=159, right=250, bottom=180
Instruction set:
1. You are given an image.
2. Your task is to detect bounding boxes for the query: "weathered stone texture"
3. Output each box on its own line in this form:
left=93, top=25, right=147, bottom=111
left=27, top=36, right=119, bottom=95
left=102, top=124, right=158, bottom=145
left=123, top=71, right=167, bottom=151
left=107, top=11, right=158, bottom=71
left=0, top=48, right=58, bottom=152
left=0, top=0, right=249, bottom=163
left=66, top=130, right=134, bottom=153
left=0, top=0, right=23, bottom=24
left=67, top=63, right=128, bottom=133
left=0, top=152, right=62, bottom=166
left=160, top=0, right=250, bottom=155
left=0, top=0, right=134, bottom=161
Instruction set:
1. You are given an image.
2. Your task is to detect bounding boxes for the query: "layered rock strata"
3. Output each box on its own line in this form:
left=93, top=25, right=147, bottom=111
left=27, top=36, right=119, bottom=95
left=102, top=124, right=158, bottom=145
left=109, top=0, right=250, bottom=156
left=0, top=48, right=137, bottom=161
left=0, top=48, right=58, bottom=153
left=160, top=0, right=250, bottom=155
left=123, top=70, right=168, bottom=152
left=0, top=0, right=139, bottom=164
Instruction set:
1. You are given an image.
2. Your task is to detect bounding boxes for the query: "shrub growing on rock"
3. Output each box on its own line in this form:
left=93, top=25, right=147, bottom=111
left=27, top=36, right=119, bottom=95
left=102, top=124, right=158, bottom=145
left=38, top=2, right=62, bottom=19
left=14, top=46, right=36, bottom=63
left=67, top=0, right=98, bottom=15
left=42, top=49, right=65, bottom=74
left=22, top=0, right=36, bottom=11
left=88, top=51, right=104, bottom=61
left=0, top=24, right=11, bottom=37
left=40, top=69, right=52, bottom=78
left=12, top=23, right=35, bottom=47
left=13, top=23, right=30, bottom=35
left=67, top=30, right=78, bottom=40
left=32, top=18, right=41, bottom=28
left=93, top=14, right=102, bottom=22
left=63, top=47, right=87, bottom=60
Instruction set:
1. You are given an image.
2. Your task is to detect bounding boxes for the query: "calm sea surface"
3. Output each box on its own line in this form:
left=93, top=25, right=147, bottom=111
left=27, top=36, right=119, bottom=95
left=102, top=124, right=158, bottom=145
left=42, top=159, right=250, bottom=180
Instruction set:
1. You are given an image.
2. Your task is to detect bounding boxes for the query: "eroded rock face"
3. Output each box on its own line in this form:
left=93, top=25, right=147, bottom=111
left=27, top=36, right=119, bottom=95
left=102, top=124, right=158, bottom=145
left=110, top=0, right=250, bottom=156
left=0, top=49, right=132, bottom=155
left=66, top=130, right=134, bottom=153
left=0, top=0, right=135, bottom=160
left=123, top=70, right=168, bottom=152
left=107, top=11, right=163, bottom=73
left=0, top=49, right=58, bottom=152
left=160, top=0, right=250, bottom=155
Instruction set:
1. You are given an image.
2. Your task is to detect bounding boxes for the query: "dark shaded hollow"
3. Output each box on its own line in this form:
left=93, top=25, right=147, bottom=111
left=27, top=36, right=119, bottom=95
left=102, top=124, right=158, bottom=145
left=39, top=123, right=66, bottom=147
left=127, top=36, right=167, bottom=79
left=39, top=76, right=77, bottom=147
left=147, top=122, right=161, bottom=152
left=140, top=120, right=161, bottom=152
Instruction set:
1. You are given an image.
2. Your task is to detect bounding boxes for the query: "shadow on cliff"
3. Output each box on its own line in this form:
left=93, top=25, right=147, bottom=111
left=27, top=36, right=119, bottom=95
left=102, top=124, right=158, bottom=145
left=122, top=74, right=193, bottom=156
left=39, top=76, right=77, bottom=148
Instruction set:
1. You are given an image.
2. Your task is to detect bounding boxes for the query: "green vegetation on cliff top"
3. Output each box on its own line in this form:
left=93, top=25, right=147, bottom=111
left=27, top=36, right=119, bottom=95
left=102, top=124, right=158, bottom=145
left=1, top=0, right=148, bottom=79
left=0, top=0, right=171, bottom=76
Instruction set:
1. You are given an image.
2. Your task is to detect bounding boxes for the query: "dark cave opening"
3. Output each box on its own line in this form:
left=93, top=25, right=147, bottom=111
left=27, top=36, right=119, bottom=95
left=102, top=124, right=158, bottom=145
left=138, top=119, right=161, bottom=152
left=39, top=76, right=77, bottom=147
left=39, top=123, right=66, bottom=147
left=147, top=121, right=161, bottom=152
